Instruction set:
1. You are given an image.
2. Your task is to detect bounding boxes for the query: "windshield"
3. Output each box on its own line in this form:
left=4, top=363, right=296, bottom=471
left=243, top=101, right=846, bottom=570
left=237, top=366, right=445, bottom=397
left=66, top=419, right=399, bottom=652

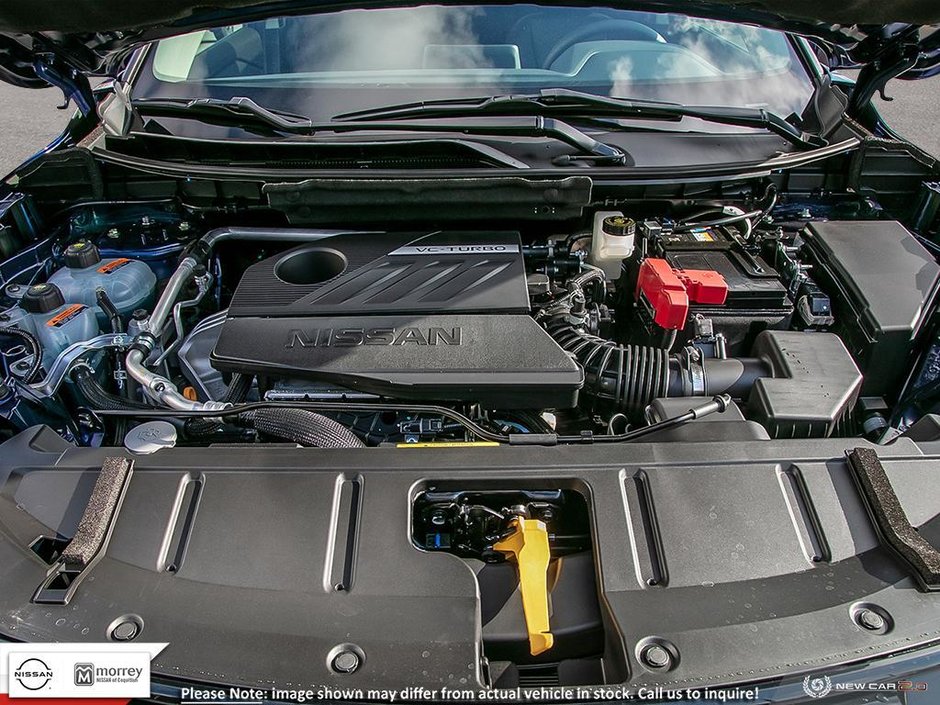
left=134, top=5, right=816, bottom=122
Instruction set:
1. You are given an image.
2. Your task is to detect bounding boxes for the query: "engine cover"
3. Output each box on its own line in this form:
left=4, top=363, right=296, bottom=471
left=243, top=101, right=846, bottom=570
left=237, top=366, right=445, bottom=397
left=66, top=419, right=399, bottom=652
left=212, top=231, right=583, bottom=408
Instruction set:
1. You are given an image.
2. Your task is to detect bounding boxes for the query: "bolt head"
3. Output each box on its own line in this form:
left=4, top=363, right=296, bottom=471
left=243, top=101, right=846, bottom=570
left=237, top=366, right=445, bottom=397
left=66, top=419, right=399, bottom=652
left=332, top=650, right=361, bottom=674
left=112, top=621, right=140, bottom=641
left=108, top=615, right=143, bottom=641
left=858, top=609, right=885, bottom=631
left=641, top=644, right=671, bottom=668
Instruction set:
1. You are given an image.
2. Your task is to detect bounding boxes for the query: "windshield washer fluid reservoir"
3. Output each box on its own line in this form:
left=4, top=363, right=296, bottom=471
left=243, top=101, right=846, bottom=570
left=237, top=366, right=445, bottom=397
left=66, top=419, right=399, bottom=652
left=49, top=240, right=157, bottom=326
left=587, top=212, right=635, bottom=281
left=17, top=283, right=100, bottom=371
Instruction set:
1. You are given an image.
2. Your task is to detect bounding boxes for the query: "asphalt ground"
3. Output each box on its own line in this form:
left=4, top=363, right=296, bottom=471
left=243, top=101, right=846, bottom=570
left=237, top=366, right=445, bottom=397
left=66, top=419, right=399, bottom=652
left=0, top=76, right=936, bottom=175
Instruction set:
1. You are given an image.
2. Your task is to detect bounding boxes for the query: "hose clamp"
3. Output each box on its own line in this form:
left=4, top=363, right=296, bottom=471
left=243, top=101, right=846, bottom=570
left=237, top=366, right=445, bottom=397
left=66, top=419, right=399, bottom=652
left=678, top=346, right=707, bottom=396
left=129, top=333, right=156, bottom=356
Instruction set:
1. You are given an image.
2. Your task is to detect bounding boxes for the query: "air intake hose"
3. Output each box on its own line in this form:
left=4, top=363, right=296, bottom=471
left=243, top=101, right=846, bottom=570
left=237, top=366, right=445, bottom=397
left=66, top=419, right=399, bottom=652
left=550, top=322, right=670, bottom=414
left=548, top=320, right=769, bottom=415
left=238, top=408, right=366, bottom=448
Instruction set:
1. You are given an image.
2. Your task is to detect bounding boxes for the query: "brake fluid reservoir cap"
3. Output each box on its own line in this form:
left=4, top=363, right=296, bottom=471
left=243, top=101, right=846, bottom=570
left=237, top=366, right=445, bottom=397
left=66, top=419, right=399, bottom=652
left=21, top=283, right=65, bottom=314
left=124, top=421, right=178, bottom=454
left=63, top=240, right=102, bottom=269
left=602, top=215, right=636, bottom=238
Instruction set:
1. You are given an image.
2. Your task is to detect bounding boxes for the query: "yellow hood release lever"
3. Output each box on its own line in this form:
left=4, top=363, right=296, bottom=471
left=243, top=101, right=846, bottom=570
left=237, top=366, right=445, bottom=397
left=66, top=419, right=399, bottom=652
left=494, top=517, right=554, bottom=656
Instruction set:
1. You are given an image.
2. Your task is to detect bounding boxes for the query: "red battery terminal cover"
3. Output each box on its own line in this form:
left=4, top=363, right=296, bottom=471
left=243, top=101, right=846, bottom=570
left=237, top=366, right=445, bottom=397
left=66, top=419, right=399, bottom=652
left=636, top=258, right=729, bottom=330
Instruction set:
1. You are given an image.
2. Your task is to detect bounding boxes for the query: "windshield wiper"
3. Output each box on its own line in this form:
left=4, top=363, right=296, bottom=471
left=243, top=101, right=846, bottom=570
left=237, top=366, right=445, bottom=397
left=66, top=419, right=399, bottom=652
left=132, top=95, right=626, bottom=165
left=132, top=96, right=314, bottom=133
left=322, top=116, right=628, bottom=165
left=334, top=88, right=827, bottom=150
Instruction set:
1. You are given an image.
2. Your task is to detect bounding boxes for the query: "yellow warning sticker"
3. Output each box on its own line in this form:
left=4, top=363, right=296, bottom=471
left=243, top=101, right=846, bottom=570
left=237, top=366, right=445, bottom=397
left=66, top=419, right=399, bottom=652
left=97, top=257, right=132, bottom=274
left=396, top=441, right=500, bottom=448
left=46, top=303, right=86, bottom=327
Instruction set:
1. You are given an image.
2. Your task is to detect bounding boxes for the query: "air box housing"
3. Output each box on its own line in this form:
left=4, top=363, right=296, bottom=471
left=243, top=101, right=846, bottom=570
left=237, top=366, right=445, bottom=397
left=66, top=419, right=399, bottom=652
left=801, top=220, right=940, bottom=398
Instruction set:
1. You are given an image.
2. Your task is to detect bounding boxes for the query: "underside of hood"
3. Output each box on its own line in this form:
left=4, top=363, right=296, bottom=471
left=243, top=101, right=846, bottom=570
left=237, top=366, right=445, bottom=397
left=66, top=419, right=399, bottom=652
left=0, top=0, right=937, bottom=113
left=0, top=0, right=937, bottom=34
left=0, top=0, right=939, bottom=52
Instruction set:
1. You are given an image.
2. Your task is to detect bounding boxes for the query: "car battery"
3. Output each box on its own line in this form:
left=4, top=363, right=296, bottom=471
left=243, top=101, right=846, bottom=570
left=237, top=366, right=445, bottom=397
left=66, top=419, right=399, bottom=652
left=648, top=225, right=794, bottom=353
left=635, top=258, right=728, bottom=331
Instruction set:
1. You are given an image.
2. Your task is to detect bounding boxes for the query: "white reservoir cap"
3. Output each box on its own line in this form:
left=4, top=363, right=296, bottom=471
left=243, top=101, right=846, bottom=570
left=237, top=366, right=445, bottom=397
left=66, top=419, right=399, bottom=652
left=124, top=420, right=178, bottom=454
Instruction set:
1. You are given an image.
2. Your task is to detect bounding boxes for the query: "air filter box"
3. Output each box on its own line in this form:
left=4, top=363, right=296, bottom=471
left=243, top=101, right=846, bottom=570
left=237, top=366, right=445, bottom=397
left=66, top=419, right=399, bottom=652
left=801, top=220, right=940, bottom=398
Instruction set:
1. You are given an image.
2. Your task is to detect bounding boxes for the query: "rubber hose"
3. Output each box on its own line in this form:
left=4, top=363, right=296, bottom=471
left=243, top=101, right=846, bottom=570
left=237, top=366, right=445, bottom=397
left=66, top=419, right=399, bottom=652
left=567, top=267, right=605, bottom=292
left=697, top=357, right=769, bottom=398
left=548, top=322, right=770, bottom=414
left=95, top=289, right=123, bottom=334
left=0, top=326, right=43, bottom=383
left=72, top=367, right=152, bottom=411
left=238, top=408, right=365, bottom=448
left=222, top=373, right=253, bottom=403
left=549, top=321, right=670, bottom=415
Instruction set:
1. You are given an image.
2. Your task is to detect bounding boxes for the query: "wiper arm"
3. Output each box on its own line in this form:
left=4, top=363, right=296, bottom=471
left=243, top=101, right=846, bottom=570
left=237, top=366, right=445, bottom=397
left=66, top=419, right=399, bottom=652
left=321, top=116, right=627, bottom=165
left=538, top=89, right=826, bottom=149
left=335, top=88, right=826, bottom=150
left=132, top=96, right=313, bottom=133
left=133, top=96, right=625, bottom=164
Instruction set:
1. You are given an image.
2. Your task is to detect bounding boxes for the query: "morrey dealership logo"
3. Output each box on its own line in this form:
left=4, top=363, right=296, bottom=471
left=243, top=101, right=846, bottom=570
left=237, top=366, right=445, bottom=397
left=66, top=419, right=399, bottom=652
left=72, top=661, right=143, bottom=685
left=12, top=658, right=53, bottom=691
left=74, top=663, right=95, bottom=686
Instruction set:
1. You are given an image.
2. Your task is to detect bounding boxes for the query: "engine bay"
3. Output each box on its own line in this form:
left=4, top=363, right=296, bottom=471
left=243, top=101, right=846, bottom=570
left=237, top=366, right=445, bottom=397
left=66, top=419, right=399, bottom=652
left=5, top=172, right=940, bottom=687
left=1, top=184, right=938, bottom=449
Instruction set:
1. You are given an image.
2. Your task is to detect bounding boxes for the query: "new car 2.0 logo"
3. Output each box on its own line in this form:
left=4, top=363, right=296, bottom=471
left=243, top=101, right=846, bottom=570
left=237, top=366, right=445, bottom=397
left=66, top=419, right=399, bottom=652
left=803, top=674, right=832, bottom=698
left=13, top=658, right=53, bottom=691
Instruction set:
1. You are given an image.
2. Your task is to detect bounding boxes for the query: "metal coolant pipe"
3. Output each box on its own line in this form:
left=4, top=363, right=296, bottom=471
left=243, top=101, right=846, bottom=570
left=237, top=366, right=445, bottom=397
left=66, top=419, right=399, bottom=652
left=146, top=257, right=199, bottom=338
left=125, top=256, right=228, bottom=411
left=125, top=346, right=230, bottom=411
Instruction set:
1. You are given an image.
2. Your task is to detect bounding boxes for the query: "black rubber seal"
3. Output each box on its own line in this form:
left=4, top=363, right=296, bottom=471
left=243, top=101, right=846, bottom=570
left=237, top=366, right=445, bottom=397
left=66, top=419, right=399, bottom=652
left=846, top=447, right=940, bottom=591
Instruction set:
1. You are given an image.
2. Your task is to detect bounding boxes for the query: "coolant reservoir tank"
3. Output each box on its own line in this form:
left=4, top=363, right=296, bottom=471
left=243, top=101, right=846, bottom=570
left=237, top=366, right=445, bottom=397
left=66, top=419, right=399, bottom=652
left=49, top=240, right=157, bottom=326
left=19, top=283, right=100, bottom=371
left=586, top=212, right=635, bottom=281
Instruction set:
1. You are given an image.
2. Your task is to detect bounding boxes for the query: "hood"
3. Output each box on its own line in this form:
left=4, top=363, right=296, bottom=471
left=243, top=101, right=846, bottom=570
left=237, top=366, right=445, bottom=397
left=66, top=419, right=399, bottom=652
left=0, top=0, right=938, bottom=34
left=0, top=0, right=938, bottom=111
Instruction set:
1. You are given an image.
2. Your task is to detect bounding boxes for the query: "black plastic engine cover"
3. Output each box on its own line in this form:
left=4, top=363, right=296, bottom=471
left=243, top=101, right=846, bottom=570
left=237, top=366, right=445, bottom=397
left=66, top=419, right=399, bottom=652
left=213, top=231, right=583, bottom=407
left=226, top=230, right=531, bottom=317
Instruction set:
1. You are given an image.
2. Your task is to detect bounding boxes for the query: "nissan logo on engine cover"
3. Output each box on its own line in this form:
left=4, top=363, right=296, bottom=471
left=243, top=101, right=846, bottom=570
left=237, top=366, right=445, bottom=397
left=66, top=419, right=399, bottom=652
left=286, top=327, right=463, bottom=348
